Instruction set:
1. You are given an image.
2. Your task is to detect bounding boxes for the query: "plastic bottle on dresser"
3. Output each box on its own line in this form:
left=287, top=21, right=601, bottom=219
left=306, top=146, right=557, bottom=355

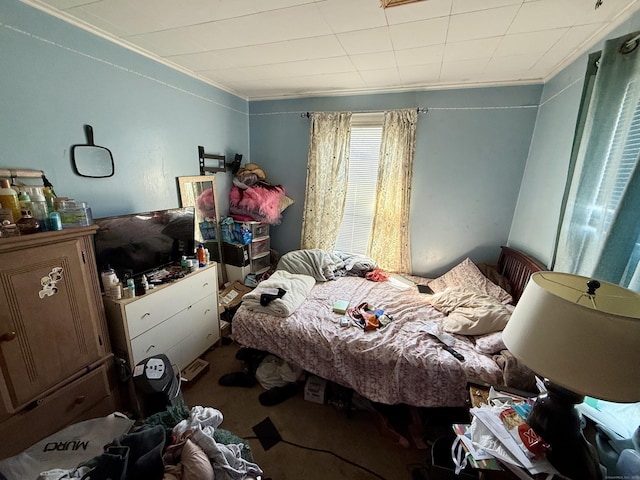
left=0, top=179, right=21, bottom=223
left=126, top=278, right=136, bottom=298
left=43, top=186, right=56, bottom=213
left=18, top=191, right=31, bottom=217
left=100, top=264, right=119, bottom=292
left=197, top=244, right=207, bottom=267
left=48, top=211, right=62, bottom=231
left=28, top=187, right=49, bottom=231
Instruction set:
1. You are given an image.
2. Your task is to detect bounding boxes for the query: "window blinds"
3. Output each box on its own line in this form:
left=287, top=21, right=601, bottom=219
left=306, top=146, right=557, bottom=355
left=334, top=119, right=383, bottom=255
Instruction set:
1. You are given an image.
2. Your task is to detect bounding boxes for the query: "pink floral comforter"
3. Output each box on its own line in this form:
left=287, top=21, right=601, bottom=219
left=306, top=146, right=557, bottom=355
left=232, top=276, right=504, bottom=407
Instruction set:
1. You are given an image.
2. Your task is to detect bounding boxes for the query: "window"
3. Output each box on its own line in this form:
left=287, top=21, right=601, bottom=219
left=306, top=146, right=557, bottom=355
left=554, top=33, right=640, bottom=291
left=334, top=113, right=383, bottom=255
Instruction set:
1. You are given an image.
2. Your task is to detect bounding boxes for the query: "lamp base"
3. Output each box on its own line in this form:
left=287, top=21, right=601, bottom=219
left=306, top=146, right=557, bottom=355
left=528, top=379, right=604, bottom=480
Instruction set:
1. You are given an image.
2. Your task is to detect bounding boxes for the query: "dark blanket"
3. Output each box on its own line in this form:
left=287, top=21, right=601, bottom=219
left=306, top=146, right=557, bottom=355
left=493, top=349, right=537, bottom=393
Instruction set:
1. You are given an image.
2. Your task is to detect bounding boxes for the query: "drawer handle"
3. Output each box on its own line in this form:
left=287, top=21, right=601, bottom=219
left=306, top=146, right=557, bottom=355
left=1, top=331, right=17, bottom=342
left=146, top=345, right=156, bottom=352
left=141, top=312, right=151, bottom=319
left=74, top=395, right=86, bottom=405
left=204, top=308, right=211, bottom=314
left=187, top=305, right=192, bottom=310
left=202, top=282, right=209, bottom=288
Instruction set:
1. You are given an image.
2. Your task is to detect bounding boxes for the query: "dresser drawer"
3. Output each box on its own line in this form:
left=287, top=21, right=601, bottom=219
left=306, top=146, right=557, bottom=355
left=0, top=365, right=112, bottom=459
left=125, top=267, right=216, bottom=339
left=130, top=293, right=216, bottom=369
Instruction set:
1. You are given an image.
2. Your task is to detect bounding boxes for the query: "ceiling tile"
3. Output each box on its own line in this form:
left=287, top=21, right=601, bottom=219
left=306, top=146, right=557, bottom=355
left=171, top=35, right=347, bottom=70
left=384, top=0, right=452, bottom=25
left=170, top=50, right=227, bottom=71
left=395, top=44, right=445, bottom=66
left=351, top=51, right=398, bottom=70
left=315, top=0, right=388, bottom=33
left=452, top=0, right=522, bottom=15
left=360, top=68, right=403, bottom=87
left=447, top=5, right=520, bottom=42
left=529, top=23, right=607, bottom=77
left=487, top=53, right=541, bottom=72
left=398, top=63, right=442, bottom=85
left=389, top=16, right=449, bottom=50
left=443, top=37, right=501, bottom=62
left=271, top=56, right=357, bottom=77
left=494, top=28, right=568, bottom=57
left=439, top=58, right=488, bottom=82
left=337, top=27, right=394, bottom=55
left=193, top=4, right=333, bottom=49
left=129, top=26, right=210, bottom=57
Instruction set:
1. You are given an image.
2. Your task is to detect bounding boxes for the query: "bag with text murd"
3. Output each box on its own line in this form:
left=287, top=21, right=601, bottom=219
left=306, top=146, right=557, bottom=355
left=0, top=413, right=133, bottom=480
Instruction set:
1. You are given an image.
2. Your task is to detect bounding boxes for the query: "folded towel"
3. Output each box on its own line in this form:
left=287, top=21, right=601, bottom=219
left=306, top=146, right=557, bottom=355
left=243, top=270, right=315, bottom=317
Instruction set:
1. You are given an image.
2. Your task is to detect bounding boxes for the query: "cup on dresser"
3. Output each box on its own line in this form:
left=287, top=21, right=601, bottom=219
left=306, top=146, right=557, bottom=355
left=107, top=283, right=122, bottom=299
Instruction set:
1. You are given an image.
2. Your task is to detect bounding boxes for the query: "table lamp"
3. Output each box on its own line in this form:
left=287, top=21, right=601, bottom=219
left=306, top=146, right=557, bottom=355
left=502, top=271, right=640, bottom=480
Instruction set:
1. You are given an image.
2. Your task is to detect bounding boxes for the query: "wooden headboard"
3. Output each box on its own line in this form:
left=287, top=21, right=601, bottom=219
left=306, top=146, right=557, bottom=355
left=497, top=246, right=546, bottom=304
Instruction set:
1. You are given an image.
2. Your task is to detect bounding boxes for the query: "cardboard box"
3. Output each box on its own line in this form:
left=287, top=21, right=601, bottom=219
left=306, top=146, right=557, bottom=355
left=219, top=281, right=252, bottom=309
left=181, top=358, right=209, bottom=386
left=304, top=375, right=327, bottom=404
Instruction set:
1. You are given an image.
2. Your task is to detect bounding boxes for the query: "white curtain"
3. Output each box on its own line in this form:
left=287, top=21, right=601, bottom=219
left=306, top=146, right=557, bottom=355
left=369, top=109, right=418, bottom=273
left=300, top=112, right=352, bottom=250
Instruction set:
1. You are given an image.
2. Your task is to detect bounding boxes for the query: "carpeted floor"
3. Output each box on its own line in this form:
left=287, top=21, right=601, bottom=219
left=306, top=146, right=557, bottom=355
left=181, top=340, right=467, bottom=480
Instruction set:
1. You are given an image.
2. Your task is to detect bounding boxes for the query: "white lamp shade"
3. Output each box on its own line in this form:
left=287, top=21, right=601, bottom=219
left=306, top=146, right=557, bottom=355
left=502, top=272, right=640, bottom=402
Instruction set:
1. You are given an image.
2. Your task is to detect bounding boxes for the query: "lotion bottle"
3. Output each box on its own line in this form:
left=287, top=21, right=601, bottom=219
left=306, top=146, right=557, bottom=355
left=197, top=244, right=207, bottom=267
left=28, top=188, right=49, bottom=231
left=0, top=179, right=20, bottom=223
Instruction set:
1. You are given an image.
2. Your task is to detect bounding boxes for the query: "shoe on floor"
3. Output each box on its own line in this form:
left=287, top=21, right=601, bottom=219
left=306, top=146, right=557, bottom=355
left=258, top=382, right=301, bottom=406
left=235, top=347, right=268, bottom=363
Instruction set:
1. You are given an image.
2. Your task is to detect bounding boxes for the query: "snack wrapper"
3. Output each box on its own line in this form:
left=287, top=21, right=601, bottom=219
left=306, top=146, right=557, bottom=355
left=498, top=407, right=548, bottom=459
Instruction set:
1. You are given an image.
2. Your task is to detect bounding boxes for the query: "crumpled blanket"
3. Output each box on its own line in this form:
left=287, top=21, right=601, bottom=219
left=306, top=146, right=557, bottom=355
left=173, top=406, right=263, bottom=480
left=277, top=249, right=376, bottom=281
left=333, top=251, right=377, bottom=277
left=242, top=270, right=316, bottom=316
left=493, top=349, right=537, bottom=393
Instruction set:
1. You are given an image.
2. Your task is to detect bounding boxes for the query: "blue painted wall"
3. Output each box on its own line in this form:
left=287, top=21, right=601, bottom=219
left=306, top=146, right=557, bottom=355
left=250, top=87, right=541, bottom=276
left=0, top=0, right=249, bottom=219
left=508, top=10, right=640, bottom=268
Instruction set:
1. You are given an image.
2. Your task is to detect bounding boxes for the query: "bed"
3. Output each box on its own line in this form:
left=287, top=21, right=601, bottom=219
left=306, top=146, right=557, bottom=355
left=231, top=246, right=545, bottom=408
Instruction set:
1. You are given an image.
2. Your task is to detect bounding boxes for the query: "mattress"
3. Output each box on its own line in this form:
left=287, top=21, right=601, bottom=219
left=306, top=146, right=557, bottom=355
left=231, top=276, right=504, bottom=407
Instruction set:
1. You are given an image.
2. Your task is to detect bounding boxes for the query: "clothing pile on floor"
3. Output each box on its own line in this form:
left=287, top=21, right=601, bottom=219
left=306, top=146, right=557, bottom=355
left=4, top=406, right=261, bottom=480
left=219, top=347, right=304, bottom=406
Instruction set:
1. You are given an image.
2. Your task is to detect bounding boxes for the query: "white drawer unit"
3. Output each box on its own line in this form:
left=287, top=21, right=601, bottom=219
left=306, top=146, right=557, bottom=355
left=130, top=294, right=219, bottom=369
left=104, top=264, right=220, bottom=380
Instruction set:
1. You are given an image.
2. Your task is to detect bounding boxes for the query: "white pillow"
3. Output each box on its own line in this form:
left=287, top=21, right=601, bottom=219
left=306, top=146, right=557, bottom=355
left=428, top=257, right=513, bottom=304
left=428, top=286, right=514, bottom=335
left=474, top=331, right=508, bottom=354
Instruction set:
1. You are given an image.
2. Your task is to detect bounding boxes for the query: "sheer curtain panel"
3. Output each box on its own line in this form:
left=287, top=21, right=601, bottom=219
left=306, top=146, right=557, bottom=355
left=555, top=33, right=640, bottom=291
left=369, top=109, right=418, bottom=273
left=300, top=112, right=352, bottom=250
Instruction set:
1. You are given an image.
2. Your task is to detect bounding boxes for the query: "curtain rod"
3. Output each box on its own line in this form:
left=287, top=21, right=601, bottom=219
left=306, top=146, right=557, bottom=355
left=300, top=107, right=428, bottom=118
left=622, top=32, right=640, bottom=54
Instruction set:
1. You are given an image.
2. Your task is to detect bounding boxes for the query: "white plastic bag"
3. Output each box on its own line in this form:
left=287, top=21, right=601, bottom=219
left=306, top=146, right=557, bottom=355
left=0, top=412, right=134, bottom=480
left=255, top=355, right=303, bottom=390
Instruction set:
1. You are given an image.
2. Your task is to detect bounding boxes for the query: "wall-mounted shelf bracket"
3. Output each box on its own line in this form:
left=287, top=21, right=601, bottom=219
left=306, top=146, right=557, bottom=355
left=198, top=146, right=226, bottom=175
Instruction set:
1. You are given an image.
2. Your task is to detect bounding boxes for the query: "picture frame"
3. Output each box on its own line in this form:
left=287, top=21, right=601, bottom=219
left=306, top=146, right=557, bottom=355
left=177, top=175, right=227, bottom=283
